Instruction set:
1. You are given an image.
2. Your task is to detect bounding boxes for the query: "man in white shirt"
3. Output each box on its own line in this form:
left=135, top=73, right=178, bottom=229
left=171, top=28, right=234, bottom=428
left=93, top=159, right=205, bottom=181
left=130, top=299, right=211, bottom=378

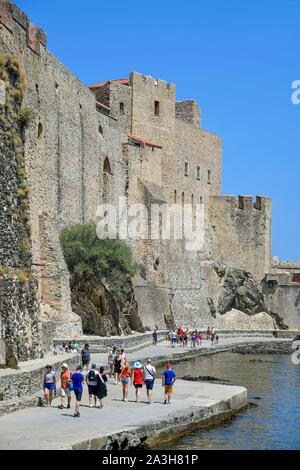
left=143, top=358, right=156, bottom=404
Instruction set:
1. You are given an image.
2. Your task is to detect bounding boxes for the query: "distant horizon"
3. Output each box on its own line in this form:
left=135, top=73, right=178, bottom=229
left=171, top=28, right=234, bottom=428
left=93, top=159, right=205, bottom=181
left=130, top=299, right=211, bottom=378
left=14, top=0, right=300, bottom=261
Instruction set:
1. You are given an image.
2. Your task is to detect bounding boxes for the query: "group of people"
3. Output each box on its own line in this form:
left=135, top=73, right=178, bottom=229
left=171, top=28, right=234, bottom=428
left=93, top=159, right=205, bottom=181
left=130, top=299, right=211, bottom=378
left=167, top=326, right=219, bottom=348
left=43, top=342, right=177, bottom=418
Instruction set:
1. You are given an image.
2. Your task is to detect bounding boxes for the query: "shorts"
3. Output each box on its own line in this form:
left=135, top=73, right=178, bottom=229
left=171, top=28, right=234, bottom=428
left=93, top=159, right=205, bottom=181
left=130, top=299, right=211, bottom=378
left=61, top=387, right=71, bottom=398
left=145, top=379, right=154, bottom=390
left=88, top=385, right=98, bottom=396
left=164, top=385, right=173, bottom=394
left=82, top=360, right=90, bottom=367
left=121, top=377, right=130, bottom=384
left=134, top=383, right=143, bottom=388
left=74, top=390, right=83, bottom=401
left=44, top=383, right=55, bottom=391
left=114, top=369, right=121, bottom=375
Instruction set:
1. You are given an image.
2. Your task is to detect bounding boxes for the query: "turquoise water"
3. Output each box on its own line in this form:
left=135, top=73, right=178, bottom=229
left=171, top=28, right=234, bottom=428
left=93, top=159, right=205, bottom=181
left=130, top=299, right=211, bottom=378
left=159, top=352, right=300, bottom=450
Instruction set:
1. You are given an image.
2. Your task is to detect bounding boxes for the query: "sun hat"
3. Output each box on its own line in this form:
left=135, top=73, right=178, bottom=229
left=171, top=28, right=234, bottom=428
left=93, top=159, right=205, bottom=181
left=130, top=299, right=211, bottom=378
left=62, top=363, right=68, bottom=369
left=134, top=361, right=142, bottom=369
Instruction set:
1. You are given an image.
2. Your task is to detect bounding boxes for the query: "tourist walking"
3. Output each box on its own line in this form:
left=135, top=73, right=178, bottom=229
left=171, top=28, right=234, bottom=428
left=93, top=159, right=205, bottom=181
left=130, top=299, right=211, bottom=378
left=120, top=362, right=131, bottom=402
left=152, top=329, right=158, bottom=346
left=191, top=332, right=198, bottom=348
left=58, top=363, right=72, bottom=409
left=131, top=361, right=144, bottom=403
left=120, top=348, right=127, bottom=366
left=113, top=352, right=122, bottom=385
left=162, top=363, right=176, bottom=405
left=43, top=364, right=56, bottom=407
left=72, top=365, right=84, bottom=418
left=96, top=368, right=108, bottom=408
left=206, top=326, right=211, bottom=340
left=108, top=345, right=117, bottom=377
left=171, top=331, right=177, bottom=348
left=86, top=363, right=100, bottom=408
left=211, top=328, right=216, bottom=348
left=81, top=343, right=91, bottom=370
left=143, top=358, right=156, bottom=404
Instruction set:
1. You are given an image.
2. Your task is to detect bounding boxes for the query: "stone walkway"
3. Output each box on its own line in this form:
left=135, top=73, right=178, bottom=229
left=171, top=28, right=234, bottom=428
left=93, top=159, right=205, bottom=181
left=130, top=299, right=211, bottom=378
left=0, top=336, right=291, bottom=449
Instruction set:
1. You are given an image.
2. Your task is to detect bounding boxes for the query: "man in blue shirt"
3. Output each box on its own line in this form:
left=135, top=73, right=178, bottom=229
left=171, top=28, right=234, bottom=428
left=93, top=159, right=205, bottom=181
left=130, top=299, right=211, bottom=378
left=162, top=363, right=176, bottom=405
left=72, top=365, right=84, bottom=417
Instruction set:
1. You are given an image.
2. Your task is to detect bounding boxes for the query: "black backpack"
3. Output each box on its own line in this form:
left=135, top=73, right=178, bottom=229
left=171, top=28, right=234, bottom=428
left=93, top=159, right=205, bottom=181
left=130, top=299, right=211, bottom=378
left=88, top=369, right=96, bottom=381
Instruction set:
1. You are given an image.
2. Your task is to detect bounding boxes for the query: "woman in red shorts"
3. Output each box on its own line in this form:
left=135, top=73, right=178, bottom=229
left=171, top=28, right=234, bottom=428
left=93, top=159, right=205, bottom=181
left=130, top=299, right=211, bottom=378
left=131, top=361, right=144, bottom=403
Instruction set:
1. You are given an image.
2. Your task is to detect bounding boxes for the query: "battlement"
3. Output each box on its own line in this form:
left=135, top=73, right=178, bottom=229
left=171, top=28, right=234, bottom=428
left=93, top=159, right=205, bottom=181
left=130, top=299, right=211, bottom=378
left=129, top=71, right=175, bottom=93
left=0, top=1, right=46, bottom=55
left=212, top=195, right=271, bottom=211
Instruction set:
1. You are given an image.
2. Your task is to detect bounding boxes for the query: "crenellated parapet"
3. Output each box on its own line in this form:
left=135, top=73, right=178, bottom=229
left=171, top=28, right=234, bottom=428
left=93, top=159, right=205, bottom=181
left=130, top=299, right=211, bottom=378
left=0, top=1, right=46, bottom=55
left=208, top=194, right=272, bottom=280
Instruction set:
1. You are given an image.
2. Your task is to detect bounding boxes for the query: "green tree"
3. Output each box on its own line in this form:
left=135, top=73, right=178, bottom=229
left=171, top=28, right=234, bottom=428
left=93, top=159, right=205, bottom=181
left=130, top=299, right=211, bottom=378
left=60, top=224, right=137, bottom=300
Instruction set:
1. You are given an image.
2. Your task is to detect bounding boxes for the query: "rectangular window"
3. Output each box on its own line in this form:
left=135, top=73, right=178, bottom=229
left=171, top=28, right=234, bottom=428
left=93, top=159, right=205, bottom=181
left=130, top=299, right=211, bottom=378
left=154, top=100, right=160, bottom=116
left=207, top=169, right=211, bottom=184
left=197, top=166, right=200, bottom=180
left=119, top=102, right=125, bottom=114
left=185, top=162, right=189, bottom=176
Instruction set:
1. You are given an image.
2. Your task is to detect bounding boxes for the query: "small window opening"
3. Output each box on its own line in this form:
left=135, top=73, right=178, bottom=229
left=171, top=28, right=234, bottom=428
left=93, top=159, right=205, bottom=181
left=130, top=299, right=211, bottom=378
left=99, top=125, right=103, bottom=137
left=154, top=100, right=160, bottom=116
left=184, top=162, right=189, bottom=176
left=182, top=192, right=185, bottom=205
left=200, top=195, right=203, bottom=204
left=207, top=169, right=211, bottom=184
left=174, top=190, right=177, bottom=203
left=38, top=122, right=43, bottom=138
left=119, top=102, right=125, bottom=114
left=197, top=166, right=200, bottom=180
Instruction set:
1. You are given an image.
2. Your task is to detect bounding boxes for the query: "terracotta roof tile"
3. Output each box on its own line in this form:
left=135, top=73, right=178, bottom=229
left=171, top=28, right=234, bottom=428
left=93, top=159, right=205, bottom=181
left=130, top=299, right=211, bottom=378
left=128, top=133, right=162, bottom=149
left=89, top=78, right=130, bottom=90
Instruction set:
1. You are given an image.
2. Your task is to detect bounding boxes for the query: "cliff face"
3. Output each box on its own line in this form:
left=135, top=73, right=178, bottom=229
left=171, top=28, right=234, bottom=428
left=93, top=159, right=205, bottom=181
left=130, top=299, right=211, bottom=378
left=69, top=274, right=144, bottom=336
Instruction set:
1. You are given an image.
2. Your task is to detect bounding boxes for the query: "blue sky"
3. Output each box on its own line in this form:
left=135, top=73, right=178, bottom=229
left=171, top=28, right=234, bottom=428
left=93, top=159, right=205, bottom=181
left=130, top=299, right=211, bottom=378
left=15, top=0, right=299, bottom=260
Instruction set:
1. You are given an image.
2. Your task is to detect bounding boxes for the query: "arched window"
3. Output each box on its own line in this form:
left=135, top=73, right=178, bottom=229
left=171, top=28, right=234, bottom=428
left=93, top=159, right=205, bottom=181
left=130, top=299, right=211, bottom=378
left=103, top=157, right=112, bottom=203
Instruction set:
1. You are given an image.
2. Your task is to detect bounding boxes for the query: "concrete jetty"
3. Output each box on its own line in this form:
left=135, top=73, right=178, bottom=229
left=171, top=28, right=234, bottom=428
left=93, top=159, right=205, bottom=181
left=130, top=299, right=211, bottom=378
left=0, top=377, right=247, bottom=450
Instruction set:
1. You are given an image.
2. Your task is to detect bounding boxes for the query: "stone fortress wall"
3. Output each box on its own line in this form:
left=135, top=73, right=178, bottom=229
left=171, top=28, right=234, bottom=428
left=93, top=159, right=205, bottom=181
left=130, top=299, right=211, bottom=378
left=0, top=0, right=299, bottom=362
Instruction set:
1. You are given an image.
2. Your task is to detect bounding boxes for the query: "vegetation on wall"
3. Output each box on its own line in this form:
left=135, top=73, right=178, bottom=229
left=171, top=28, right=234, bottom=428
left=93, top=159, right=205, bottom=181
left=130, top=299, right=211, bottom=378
left=0, top=52, right=33, bottom=267
left=60, top=224, right=138, bottom=301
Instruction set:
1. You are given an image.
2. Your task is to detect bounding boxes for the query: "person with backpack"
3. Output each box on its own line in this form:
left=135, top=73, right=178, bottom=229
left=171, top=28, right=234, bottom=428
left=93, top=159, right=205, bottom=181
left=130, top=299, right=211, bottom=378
left=81, top=343, right=91, bottom=370
left=43, top=364, right=56, bottom=407
left=143, top=358, right=156, bottom=404
left=86, top=363, right=100, bottom=408
left=58, top=363, right=72, bottom=409
left=72, top=365, right=84, bottom=418
left=131, top=361, right=144, bottom=403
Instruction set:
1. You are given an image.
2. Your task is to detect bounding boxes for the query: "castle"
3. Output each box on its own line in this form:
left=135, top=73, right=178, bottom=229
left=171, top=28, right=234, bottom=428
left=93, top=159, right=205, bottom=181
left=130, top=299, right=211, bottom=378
left=0, top=1, right=299, bottom=365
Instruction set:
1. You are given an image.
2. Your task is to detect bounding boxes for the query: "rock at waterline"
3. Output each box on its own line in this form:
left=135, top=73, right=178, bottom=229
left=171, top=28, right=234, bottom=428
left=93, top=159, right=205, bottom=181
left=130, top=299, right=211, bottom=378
left=182, top=375, right=231, bottom=383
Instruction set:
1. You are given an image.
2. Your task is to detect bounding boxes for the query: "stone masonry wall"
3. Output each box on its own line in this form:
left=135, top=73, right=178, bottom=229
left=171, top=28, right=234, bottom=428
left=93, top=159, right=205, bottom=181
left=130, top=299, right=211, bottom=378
left=208, top=195, right=272, bottom=281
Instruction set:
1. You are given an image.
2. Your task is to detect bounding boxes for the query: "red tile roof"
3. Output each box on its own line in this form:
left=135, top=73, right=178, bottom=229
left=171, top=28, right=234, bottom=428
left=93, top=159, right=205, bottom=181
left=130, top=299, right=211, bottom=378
left=128, top=133, right=162, bottom=149
left=89, top=78, right=130, bottom=91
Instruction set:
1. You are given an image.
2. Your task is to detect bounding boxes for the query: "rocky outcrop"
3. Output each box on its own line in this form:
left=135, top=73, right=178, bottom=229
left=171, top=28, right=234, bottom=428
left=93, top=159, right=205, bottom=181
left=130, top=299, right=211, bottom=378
left=70, top=274, right=144, bottom=336
left=210, top=262, right=288, bottom=329
left=214, top=265, right=265, bottom=316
